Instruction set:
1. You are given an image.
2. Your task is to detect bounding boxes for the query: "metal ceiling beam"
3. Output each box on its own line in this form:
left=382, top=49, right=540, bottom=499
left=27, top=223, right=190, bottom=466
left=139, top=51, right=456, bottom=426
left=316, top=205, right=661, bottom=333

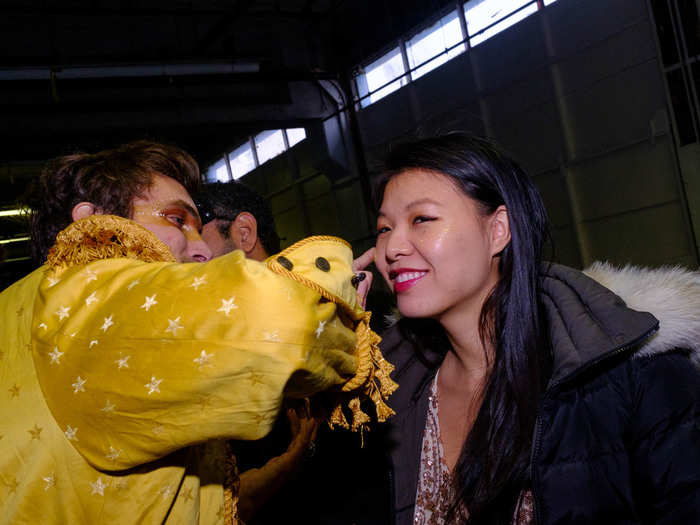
left=0, top=4, right=326, bottom=18
left=194, top=0, right=256, bottom=54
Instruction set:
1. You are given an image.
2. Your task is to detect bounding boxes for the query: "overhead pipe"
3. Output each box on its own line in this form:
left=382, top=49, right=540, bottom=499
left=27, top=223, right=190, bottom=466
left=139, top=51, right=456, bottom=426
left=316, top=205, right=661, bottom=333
left=0, top=61, right=261, bottom=81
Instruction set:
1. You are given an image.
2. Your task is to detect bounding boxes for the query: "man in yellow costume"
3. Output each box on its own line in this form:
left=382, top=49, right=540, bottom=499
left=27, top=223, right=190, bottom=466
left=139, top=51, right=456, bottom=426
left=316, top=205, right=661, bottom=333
left=0, top=141, right=395, bottom=524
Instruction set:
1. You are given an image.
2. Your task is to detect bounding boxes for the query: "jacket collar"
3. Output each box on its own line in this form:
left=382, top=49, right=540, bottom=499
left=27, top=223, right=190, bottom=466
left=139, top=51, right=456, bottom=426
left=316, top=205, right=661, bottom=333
left=541, top=263, right=658, bottom=387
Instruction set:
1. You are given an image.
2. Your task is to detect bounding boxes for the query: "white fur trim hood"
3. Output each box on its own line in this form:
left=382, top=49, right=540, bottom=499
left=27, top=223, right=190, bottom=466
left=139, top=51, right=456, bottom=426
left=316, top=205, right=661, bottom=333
left=584, top=262, right=700, bottom=367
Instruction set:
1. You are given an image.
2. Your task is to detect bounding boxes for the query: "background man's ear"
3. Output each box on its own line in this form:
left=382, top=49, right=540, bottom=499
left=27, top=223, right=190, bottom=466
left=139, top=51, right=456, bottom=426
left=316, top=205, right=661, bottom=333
left=490, top=205, right=511, bottom=256
left=230, top=212, right=259, bottom=253
left=71, top=202, right=97, bottom=222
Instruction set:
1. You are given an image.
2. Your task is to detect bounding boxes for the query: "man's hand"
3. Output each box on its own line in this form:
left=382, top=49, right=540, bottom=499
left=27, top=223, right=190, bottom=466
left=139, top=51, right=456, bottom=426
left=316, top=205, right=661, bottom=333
left=352, top=247, right=375, bottom=309
left=237, top=400, right=319, bottom=522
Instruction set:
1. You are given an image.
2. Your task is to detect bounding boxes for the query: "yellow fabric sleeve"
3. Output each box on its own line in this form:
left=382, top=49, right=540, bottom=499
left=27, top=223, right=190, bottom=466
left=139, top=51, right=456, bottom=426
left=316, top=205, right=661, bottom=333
left=31, top=240, right=360, bottom=472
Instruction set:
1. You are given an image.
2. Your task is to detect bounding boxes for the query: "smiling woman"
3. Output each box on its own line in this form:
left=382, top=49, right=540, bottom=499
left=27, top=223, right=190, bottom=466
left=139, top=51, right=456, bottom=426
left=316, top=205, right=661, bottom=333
left=365, top=133, right=700, bottom=525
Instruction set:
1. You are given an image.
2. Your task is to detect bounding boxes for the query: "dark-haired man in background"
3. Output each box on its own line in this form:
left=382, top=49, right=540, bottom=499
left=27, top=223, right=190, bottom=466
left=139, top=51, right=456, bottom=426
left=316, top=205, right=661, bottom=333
left=196, top=182, right=280, bottom=262
left=196, top=181, right=317, bottom=523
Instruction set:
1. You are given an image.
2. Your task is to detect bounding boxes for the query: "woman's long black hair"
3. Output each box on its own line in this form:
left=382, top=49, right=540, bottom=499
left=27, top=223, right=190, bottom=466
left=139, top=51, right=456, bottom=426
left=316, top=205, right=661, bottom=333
left=377, top=133, right=552, bottom=524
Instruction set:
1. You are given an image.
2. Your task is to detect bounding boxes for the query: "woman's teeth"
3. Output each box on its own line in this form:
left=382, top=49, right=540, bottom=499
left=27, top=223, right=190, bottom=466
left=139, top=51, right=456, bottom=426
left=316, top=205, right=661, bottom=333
left=395, top=271, right=426, bottom=283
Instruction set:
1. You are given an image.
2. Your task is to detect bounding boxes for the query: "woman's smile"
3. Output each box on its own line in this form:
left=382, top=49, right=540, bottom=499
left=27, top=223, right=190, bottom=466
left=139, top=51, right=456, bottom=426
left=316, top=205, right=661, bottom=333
left=390, top=269, right=428, bottom=292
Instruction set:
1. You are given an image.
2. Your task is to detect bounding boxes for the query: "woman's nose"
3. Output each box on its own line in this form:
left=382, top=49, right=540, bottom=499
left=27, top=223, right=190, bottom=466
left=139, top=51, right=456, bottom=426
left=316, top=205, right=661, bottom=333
left=384, top=228, right=412, bottom=261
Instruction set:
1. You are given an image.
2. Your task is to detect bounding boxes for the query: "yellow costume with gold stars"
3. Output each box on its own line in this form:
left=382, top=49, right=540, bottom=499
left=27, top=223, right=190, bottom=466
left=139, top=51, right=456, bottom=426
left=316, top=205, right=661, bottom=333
left=0, top=216, right=396, bottom=524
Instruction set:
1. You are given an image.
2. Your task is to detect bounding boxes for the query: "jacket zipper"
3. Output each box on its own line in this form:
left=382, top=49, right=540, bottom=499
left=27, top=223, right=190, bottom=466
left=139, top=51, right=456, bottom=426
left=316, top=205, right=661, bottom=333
left=530, top=323, right=659, bottom=524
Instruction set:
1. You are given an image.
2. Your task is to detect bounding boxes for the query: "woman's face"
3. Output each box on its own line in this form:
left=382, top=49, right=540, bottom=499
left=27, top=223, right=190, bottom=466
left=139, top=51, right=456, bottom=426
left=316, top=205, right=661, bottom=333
left=375, top=169, right=508, bottom=321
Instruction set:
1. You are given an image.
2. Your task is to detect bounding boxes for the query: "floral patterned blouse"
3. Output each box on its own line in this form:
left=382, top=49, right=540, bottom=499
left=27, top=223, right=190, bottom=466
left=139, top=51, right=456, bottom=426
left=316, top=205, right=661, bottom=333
left=413, top=374, right=534, bottom=524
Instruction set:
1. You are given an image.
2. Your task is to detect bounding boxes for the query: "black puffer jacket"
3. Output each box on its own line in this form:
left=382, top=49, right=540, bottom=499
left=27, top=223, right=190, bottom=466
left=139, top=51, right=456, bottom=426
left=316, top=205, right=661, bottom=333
left=381, top=263, right=700, bottom=525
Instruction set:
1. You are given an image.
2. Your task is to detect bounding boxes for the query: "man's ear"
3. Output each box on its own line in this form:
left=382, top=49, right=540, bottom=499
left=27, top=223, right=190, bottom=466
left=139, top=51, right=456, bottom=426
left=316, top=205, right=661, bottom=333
left=229, top=212, right=259, bottom=254
left=489, top=205, right=511, bottom=257
left=71, top=202, right=97, bottom=222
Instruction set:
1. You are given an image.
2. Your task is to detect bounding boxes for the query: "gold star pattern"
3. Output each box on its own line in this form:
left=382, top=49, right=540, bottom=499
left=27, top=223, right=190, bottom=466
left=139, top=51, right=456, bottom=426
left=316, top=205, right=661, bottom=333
left=193, top=350, right=213, bottom=369
left=217, top=297, right=238, bottom=316
left=6, top=477, right=19, bottom=494
left=43, top=473, right=56, bottom=491
left=190, top=276, right=207, bottom=291
left=112, top=479, right=128, bottom=492
left=165, top=317, right=183, bottom=335
left=55, top=305, right=71, bottom=321
left=100, top=315, right=114, bottom=332
left=28, top=424, right=43, bottom=440
left=198, top=397, right=212, bottom=411
left=252, top=412, right=267, bottom=425
left=85, top=291, right=98, bottom=306
left=8, top=384, right=20, bottom=398
left=248, top=371, right=265, bottom=386
left=181, top=487, right=194, bottom=502
left=141, top=294, right=158, bottom=311
left=145, top=376, right=163, bottom=395
left=16, top=305, right=24, bottom=317
left=90, top=477, right=106, bottom=496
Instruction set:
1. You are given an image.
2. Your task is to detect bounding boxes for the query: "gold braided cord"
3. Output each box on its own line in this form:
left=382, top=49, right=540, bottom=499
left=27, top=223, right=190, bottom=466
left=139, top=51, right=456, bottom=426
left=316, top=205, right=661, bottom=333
left=274, top=234, right=352, bottom=255
left=46, top=215, right=175, bottom=270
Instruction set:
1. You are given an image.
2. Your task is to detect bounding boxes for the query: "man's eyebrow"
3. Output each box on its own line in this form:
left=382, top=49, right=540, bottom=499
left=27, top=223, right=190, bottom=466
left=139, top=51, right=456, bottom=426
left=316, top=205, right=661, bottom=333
left=169, top=199, right=203, bottom=225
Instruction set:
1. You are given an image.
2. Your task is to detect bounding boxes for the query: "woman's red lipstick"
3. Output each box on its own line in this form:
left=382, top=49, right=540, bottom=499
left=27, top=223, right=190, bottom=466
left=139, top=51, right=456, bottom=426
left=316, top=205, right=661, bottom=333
left=391, top=269, right=427, bottom=293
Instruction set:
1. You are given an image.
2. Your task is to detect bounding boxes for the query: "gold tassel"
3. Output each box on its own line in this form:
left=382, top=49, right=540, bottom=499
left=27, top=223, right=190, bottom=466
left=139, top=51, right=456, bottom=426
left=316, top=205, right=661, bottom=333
left=47, top=215, right=175, bottom=270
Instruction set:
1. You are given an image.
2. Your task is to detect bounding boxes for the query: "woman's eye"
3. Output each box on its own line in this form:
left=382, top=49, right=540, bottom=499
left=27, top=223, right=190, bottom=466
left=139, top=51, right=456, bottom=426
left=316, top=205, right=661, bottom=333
left=414, top=216, right=435, bottom=224
left=376, top=226, right=391, bottom=236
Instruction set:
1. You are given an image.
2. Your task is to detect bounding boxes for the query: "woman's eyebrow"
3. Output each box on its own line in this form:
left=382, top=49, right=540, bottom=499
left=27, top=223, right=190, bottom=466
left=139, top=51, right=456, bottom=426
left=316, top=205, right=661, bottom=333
left=378, top=198, right=440, bottom=218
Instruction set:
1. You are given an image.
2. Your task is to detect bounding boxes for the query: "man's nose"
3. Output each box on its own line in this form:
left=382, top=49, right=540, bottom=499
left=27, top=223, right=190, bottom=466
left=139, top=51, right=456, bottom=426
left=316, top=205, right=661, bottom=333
left=188, top=236, right=212, bottom=262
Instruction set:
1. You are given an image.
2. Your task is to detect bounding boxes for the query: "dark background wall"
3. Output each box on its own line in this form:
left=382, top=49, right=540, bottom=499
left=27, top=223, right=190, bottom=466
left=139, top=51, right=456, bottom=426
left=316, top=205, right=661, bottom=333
left=1, top=0, right=698, bottom=291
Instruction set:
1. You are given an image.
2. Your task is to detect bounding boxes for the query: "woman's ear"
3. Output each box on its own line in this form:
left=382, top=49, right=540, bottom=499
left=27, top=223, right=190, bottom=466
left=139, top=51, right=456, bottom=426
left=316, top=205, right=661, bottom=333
left=489, top=205, right=511, bottom=256
left=71, top=202, right=97, bottom=222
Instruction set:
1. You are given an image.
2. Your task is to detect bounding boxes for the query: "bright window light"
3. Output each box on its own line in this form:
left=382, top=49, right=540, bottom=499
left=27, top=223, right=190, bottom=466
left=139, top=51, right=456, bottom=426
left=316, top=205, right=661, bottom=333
left=206, top=158, right=230, bottom=183
left=544, top=0, right=558, bottom=4
left=286, top=128, right=307, bottom=147
left=229, top=142, right=256, bottom=180
left=0, top=207, right=29, bottom=217
left=255, top=130, right=286, bottom=165
left=407, top=11, right=466, bottom=80
left=359, top=47, right=408, bottom=107
left=464, top=0, right=538, bottom=47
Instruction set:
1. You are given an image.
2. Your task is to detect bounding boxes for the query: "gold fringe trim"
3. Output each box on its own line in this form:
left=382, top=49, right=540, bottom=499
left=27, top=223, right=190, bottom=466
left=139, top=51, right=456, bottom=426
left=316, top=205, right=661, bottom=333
left=224, top=442, right=240, bottom=525
left=46, top=215, right=175, bottom=270
left=266, top=237, right=398, bottom=435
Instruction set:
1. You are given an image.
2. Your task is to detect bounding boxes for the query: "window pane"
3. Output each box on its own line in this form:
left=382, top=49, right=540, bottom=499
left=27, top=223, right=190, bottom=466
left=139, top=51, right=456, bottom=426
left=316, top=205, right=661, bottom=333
left=464, top=0, right=537, bottom=47
left=362, top=47, right=407, bottom=106
left=544, top=0, right=558, bottom=5
left=286, top=127, right=307, bottom=147
left=650, top=0, right=680, bottom=66
left=407, top=11, right=466, bottom=80
left=229, top=142, right=256, bottom=180
left=255, top=129, right=286, bottom=165
left=206, top=158, right=229, bottom=183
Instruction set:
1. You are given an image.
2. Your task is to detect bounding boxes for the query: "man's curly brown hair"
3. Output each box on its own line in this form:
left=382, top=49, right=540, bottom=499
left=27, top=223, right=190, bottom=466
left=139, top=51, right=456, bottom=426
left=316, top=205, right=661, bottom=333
left=24, top=141, right=201, bottom=266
